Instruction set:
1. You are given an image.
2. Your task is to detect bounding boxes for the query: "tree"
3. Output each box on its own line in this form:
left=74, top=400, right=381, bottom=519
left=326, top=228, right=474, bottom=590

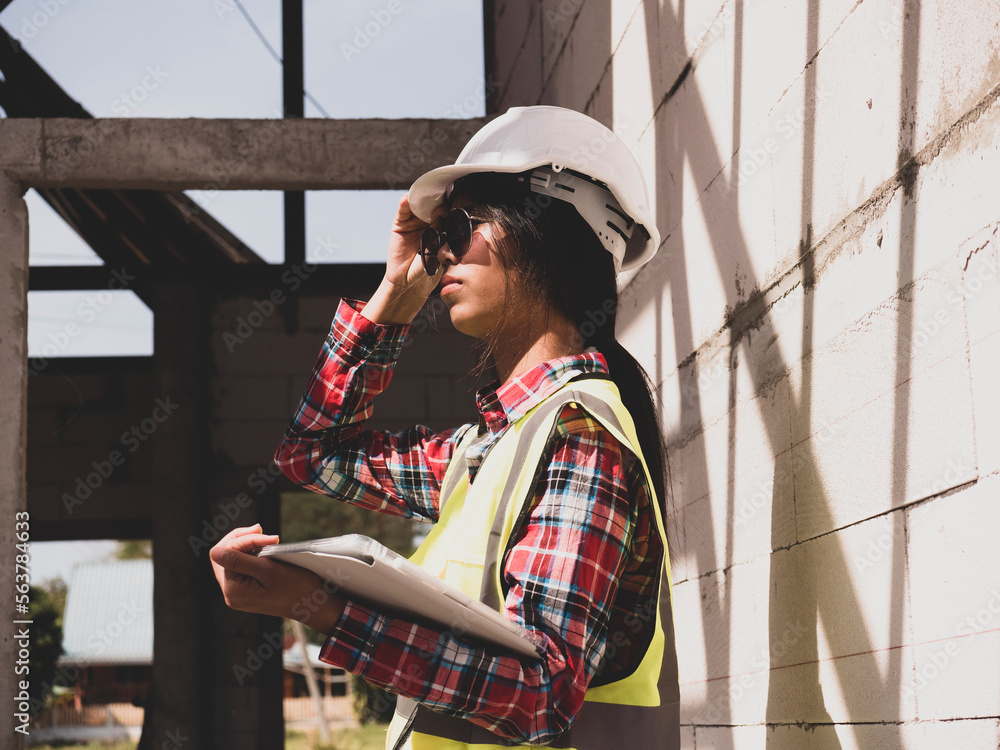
left=28, top=584, right=64, bottom=713
left=281, top=491, right=420, bottom=648
left=280, top=491, right=418, bottom=555
left=115, top=540, right=152, bottom=559
left=39, top=577, right=67, bottom=618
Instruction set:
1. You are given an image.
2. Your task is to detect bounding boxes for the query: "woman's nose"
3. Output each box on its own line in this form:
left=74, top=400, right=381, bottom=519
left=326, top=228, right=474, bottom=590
left=437, top=240, right=460, bottom=268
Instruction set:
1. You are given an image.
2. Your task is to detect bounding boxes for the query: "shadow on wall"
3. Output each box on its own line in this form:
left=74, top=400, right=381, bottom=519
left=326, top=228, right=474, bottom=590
left=633, top=0, right=925, bottom=745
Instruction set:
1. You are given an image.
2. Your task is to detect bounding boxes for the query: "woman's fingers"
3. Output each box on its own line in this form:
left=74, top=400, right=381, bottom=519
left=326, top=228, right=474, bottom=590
left=209, top=525, right=279, bottom=599
left=227, top=532, right=279, bottom=554
left=210, top=544, right=281, bottom=611
left=210, top=545, right=266, bottom=577
left=220, top=523, right=269, bottom=542
left=395, top=193, right=414, bottom=223
left=208, top=526, right=347, bottom=628
left=210, top=527, right=277, bottom=563
left=381, top=194, right=442, bottom=302
left=391, top=194, right=423, bottom=234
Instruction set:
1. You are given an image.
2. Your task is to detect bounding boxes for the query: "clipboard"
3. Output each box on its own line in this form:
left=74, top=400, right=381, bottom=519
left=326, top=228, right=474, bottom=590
left=254, top=534, right=542, bottom=658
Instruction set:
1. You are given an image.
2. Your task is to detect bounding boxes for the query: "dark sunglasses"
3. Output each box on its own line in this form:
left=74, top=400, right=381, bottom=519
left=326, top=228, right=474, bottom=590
left=420, top=207, right=488, bottom=276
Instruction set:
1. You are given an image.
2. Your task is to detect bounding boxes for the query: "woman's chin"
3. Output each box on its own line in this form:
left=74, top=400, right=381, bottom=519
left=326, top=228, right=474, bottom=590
left=447, top=307, right=491, bottom=339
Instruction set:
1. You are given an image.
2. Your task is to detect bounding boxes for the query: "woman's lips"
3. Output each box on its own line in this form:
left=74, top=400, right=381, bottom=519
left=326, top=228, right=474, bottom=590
left=440, top=276, right=461, bottom=296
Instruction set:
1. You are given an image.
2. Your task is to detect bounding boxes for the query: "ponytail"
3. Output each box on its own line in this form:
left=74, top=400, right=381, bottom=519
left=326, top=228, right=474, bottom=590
left=593, top=339, right=668, bottom=515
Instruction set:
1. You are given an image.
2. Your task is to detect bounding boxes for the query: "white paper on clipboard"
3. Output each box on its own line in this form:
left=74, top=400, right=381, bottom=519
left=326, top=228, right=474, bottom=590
left=254, top=534, right=541, bottom=658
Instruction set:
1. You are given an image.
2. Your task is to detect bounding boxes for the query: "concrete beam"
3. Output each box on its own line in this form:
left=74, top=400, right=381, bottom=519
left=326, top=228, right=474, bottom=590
left=0, top=174, right=29, bottom=750
left=0, top=117, right=488, bottom=191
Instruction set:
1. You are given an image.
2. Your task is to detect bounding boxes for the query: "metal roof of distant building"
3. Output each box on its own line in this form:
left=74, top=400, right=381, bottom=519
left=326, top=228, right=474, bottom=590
left=59, top=559, right=153, bottom=667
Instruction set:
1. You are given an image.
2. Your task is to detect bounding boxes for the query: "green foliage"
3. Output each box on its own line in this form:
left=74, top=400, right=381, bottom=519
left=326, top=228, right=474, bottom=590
left=280, top=491, right=418, bottom=556
left=115, top=540, right=153, bottom=559
left=314, top=723, right=388, bottom=750
left=39, top=577, right=67, bottom=618
left=28, top=584, right=64, bottom=711
left=351, top=675, right=397, bottom=725
left=286, top=724, right=387, bottom=750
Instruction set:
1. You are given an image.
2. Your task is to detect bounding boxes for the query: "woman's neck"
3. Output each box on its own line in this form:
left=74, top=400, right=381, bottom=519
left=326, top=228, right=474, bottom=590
left=492, top=313, right=584, bottom=385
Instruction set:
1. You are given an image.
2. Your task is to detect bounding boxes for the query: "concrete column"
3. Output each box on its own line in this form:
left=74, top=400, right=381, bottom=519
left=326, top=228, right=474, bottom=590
left=0, top=174, right=29, bottom=749
left=147, top=280, right=284, bottom=750
left=149, top=279, right=213, bottom=750
left=206, top=484, right=284, bottom=750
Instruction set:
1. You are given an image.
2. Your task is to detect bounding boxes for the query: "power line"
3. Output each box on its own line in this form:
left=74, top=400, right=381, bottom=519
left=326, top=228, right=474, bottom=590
left=230, top=0, right=331, bottom=118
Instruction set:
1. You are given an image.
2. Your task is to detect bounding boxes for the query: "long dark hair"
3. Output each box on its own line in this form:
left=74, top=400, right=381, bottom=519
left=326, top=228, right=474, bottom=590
left=449, top=171, right=669, bottom=518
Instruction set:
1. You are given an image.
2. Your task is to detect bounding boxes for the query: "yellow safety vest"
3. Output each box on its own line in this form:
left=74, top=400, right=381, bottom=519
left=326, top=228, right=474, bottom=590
left=386, top=377, right=680, bottom=750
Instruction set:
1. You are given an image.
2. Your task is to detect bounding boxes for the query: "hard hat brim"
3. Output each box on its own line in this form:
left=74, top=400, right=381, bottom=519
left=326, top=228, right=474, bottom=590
left=408, top=162, right=534, bottom=222
left=409, top=161, right=660, bottom=272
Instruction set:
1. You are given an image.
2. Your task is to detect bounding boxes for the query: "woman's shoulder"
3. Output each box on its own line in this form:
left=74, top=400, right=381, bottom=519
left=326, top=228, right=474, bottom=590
left=550, top=401, right=641, bottom=466
left=544, top=402, right=656, bottom=518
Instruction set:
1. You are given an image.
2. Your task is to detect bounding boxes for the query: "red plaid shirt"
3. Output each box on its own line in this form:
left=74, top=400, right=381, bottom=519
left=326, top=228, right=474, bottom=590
left=274, top=299, right=663, bottom=745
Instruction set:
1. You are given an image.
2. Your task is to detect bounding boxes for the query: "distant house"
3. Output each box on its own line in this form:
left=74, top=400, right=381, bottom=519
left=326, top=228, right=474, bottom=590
left=59, top=559, right=153, bottom=708
left=58, top=559, right=346, bottom=711
left=282, top=638, right=348, bottom=699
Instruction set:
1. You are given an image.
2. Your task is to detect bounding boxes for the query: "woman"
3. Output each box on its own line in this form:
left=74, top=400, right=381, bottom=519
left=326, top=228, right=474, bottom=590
left=211, top=106, right=679, bottom=750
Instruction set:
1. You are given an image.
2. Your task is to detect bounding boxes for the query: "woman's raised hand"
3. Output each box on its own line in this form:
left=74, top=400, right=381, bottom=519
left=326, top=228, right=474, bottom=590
left=362, top=194, right=443, bottom=325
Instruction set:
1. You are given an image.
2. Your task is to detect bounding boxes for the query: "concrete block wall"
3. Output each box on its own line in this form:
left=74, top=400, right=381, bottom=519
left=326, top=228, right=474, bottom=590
left=209, top=291, right=485, bottom=478
left=27, top=359, right=156, bottom=535
left=488, top=0, right=1000, bottom=745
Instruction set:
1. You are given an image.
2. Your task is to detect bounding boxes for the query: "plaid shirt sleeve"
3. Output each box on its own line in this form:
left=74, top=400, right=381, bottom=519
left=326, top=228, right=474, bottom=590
left=318, top=407, right=651, bottom=745
left=273, top=298, right=469, bottom=521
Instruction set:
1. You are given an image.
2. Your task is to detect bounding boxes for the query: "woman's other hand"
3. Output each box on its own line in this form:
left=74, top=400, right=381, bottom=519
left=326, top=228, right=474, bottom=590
left=210, top=524, right=346, bottom=634
left=362, top=194, right=443, bottom=325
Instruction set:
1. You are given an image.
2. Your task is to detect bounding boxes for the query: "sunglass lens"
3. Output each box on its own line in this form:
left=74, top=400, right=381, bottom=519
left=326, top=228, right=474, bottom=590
left=421, top=227, right=441, bottom=276
left=446, top=208, right=472, bottom=258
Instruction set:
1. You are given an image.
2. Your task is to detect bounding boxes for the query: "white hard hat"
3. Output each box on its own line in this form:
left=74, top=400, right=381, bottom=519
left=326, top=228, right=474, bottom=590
left=408, top=105, right=660, bottom=272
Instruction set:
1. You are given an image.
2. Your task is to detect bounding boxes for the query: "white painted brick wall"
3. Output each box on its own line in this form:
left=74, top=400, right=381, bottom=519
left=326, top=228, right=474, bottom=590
left=788, top=258, right=977, bottom=540
left=693, top=724, right=768, bottom=750
left=906, top=475, right=1000, bottom=720
left=488, top=0, right=1000, bottom=744
left=765, top=719, right=1000, bottom=749
left=965, top=224, right=1000, bottom=479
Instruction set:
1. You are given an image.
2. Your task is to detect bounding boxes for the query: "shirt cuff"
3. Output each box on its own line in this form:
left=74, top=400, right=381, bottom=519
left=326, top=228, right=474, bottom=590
left=331, top=298, right=410, bottom=367
left=316, top=598, right=385, bottom=676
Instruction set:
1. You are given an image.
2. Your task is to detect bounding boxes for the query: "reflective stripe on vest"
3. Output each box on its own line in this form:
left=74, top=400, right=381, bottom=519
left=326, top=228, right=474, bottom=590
left=387, top=379, right=680, bottom=750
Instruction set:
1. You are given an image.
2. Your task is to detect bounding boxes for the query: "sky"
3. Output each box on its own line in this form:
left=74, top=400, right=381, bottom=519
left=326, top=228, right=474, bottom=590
left=0, top=0, right=485, bottom=582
